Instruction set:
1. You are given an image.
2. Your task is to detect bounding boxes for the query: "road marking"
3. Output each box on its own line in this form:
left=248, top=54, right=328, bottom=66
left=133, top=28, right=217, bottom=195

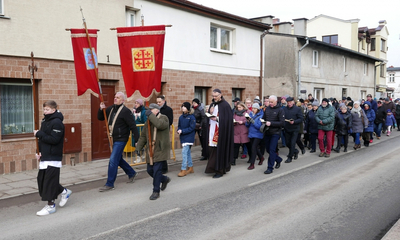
left=83, top=207, right=181, bottom=239
left=248, top=160, right=324, bottom=187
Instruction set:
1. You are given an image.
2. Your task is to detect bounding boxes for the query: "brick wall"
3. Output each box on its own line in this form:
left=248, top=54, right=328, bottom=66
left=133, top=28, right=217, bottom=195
left=0, top=55, right=259, bottom=174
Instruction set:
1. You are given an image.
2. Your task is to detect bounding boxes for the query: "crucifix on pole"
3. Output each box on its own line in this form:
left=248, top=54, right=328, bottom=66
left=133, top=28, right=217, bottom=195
left=28, top=52, right=39, bottom=154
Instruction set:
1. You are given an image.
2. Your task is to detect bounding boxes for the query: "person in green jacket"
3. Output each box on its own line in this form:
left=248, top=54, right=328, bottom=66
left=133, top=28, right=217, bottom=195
left=315, top=98, right=335, bottom=158
left=135, top=103, right=171, bottom=200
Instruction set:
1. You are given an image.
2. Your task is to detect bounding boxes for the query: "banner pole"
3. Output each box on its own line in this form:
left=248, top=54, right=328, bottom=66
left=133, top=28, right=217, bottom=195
left=80, top=7, right=113, bottom=151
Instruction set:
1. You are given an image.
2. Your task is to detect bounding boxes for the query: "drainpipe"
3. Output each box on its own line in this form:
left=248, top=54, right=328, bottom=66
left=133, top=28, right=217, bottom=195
left=260, top=30, right=268, bottom=99
left=298, top=37, right=309, bottom=98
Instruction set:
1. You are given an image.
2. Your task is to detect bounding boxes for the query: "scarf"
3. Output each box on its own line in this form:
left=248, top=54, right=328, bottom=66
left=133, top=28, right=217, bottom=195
left=351, top=106, right=362, bottom=118
left=234, top=109, right=246, bottom=116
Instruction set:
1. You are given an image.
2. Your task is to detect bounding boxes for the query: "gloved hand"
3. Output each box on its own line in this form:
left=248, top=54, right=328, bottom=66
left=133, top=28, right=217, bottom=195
left=249, top=118, right=255, bottom=124
left=145, top=110, right=152, bottom=116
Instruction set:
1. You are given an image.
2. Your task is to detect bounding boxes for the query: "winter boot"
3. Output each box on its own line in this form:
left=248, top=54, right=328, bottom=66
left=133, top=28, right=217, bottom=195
left=178, top=170, right=187, bottom=177
left=247, top=163, right=255, bottom=170
left=187, top=167, right=194, bottom=174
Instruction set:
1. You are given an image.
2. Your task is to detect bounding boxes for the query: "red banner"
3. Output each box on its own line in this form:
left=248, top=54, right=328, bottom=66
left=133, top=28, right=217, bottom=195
left=116, top=25, right=165, bottom=100
left=70, top=29, right=100, bottom=97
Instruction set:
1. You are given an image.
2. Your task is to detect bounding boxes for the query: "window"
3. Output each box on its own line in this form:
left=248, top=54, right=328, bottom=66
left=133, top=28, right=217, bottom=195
left=126, top=10, right=135, bottom=27
left=322, top=35, right=338, bottom=45
left=232, top=88, right=242, bottom=107
left=380, top=64, right=385, bottom=78
left=371, top=38, right=376, bottom=51
left=1, top=83, right=34, bottom=139
left=362, top=39, right=365, bottom=50
left=343, top=56, right=346, bottom=72
left=364, top=63, right=368, bottom=75
left=312, top=50, right=318, bottom=67
left=210, top=24, right=233, bottom=52
left=389, top=73, right=395, bottom=83
left=314, top=88, right=324, bottom=103
left=360, top=91, right=366, bottom=100
left=342, top=88, right=347, bottom=99
left=194, top=87, right=209, bottom=106
left=381, top=39, right=386, bottom=52
left=0, top=0, right=3, bottom=15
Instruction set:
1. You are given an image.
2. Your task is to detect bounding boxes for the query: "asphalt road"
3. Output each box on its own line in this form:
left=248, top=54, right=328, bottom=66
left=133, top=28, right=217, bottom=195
left=1, top=135, right=400, bottom=240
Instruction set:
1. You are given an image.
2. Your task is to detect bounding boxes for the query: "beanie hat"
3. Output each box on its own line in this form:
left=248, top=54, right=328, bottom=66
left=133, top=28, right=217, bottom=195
left=312, top=101, right=319, bottom=106
left=149, top=103, right=160, bottom=110
left=347, top=101, right=353, bottom=107
left=339, top=103, right=346, bottom=109
left=387, top=109, right=392, bottom=113
left=322, top=98, right=329, bottom=103
left=136, top=99, right=144, bottom=106
left=192, top=98, right=200, bottom=105
left=252, top=103, right=260, bottom=110
left=281, top=96, right=287, bottom=100
left=182, top=102, right=191, bottom=110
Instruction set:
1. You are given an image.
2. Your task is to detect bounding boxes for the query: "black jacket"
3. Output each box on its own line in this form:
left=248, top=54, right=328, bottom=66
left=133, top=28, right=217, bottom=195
left=334, top=110, right=352, bottom=135
left=160, top=101, right=173, bottom=126
left=374, top=106, right=387, bottom=124
left=395, top=105, right=400, bottom=120
left=263, top=105, right=285, bottom=135
left=36, top=111, right=65, bottom=161
left=98, top=104, right=139, bottom=143
left=193, top=105, right=206, bottom=127
left=283, top=105, right=303, bottom=132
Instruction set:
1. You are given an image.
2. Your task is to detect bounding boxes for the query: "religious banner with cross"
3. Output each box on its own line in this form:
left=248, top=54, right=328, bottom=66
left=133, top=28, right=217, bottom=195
left=116, top=25, right=165, bottom=100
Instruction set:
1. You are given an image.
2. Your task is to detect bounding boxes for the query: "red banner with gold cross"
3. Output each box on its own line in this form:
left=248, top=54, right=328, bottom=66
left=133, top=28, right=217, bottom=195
left=70, top=29, right=100, bottom=97
left=116, top=25, right=165, bottom=100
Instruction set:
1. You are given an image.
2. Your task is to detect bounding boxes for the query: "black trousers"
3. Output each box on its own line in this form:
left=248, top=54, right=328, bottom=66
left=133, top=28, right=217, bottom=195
left=37, top=166, right=64, bottom=202
left=285, top=130, right=299, bottom=159
left=234, top=142, right=251, bottom=160
left=336, top=134, right=348, bottom=148
left=249, top=138, right=263, bottom=165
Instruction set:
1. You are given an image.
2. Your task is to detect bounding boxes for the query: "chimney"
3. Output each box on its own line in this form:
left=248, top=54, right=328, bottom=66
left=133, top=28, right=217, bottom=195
left=293, top=18, right=308, bottom=36
left=273, top=18, right=280, bottom=24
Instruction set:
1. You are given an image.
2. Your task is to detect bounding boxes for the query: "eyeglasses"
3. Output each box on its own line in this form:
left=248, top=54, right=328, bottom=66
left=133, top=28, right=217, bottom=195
left=212, top=94, right=221, bottom=98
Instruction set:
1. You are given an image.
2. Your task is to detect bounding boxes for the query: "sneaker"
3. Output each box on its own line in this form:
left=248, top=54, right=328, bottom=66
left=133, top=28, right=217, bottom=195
left=369, top=139, right=373, bottom=143
left=127, top=172, right=139, bottom=183
left=99, top=185, right=114, bottom=192
left=241, top=154, right=247, bottom=159
left=319, top=152, right=325, bottom=157
left=36, top=204, right=56, bottom=216
left=377, top=137, right=380, bottom=140
left=59, top=189, right=72, bottom=207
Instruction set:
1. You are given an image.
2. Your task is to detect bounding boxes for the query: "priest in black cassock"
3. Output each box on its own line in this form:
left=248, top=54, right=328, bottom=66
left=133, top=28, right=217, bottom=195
left=205, top=89, right=234, bottom=178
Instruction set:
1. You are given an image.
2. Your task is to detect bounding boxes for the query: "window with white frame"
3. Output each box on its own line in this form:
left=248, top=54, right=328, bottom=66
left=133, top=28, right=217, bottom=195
left=1, top=82, right=34, bottom=139
left=314, top=88, right=324, bottom=103
left=232, top=88, right=242, bottom=108
left=360, top=90, right=366, bottom=100
left=126, top=10, right=135, bottom=27
left=389, top=73, right=395, bottom=83
left=343, top=56, right=346, bottom=72
left=210, top=24, right=233, bottom=52
left=380, top=64, right=385, bottom=78
left=312, top=50, right=318, bottom=67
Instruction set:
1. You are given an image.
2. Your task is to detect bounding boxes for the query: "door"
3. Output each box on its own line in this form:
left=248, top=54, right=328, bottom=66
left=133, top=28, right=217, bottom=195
left=91, top=85, right=115, bottom=160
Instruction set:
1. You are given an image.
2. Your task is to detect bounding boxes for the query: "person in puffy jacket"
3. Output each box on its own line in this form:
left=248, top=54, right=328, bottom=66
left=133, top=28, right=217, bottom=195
left=350, top=101, right=368, bottom=150
left=374, top=101, right=387, bottom=139
left=34, top=100, right=72, bottom=216
left=362, top=101, right=375, bottom=147
left=245, top=103, right=264, bottom=170
left=283, top=97, right=303, bottom=163
left=177, top=102, right=196, bottom=177
left=385, top=109, right=397, bottom=136
left=333, top=104, right=352, bottom=153
left=315, top=98, right=336, bottom=158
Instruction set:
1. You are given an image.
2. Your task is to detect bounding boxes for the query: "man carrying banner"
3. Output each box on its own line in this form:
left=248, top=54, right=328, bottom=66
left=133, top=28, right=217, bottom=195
left=135, top=103, right=171, bottom=200
left=98, top=92, right=140, bottom=192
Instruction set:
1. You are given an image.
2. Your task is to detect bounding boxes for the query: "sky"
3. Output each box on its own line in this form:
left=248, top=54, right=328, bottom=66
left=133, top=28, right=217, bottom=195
left=191, top=0, right=400, bottom=67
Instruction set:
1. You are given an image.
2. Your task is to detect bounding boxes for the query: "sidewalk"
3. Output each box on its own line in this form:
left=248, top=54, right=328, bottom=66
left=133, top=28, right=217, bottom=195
left=1, top=132, right=400, bottom=238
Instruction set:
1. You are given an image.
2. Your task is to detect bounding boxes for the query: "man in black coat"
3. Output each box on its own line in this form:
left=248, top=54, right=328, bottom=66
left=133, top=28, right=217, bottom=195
left=374, top=100, right=386, bottom=139
left=263, top=95, right=285, bottom=174
left=157, top=95, right=173, bottom=174
left=98, top=92, right=140, bottom=192
left=205, top=89, right=233, bottom=178
left=283, top=97, right=303, bottom=163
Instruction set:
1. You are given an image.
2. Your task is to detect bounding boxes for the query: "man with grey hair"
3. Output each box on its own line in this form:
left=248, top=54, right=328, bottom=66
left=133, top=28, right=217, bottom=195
left=263, top=95, right=285, bottom=174
left=98, top=92, right=140, bottom=192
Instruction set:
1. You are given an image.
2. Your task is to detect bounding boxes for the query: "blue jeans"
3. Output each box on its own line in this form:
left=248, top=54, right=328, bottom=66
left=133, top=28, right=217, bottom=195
left=354, top=132, right=361, bottom=145
left=147, top=162, right=168, bottom=193
left=265, top=134, right=282, bottom=171
left=106, top=141, right=136, bottom=187
left=374, top=123, right=382, bottom=137
left=181, top=145, right=193, bottom=170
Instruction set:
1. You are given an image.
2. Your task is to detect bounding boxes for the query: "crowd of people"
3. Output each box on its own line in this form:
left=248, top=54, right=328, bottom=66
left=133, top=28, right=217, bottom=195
left=33, top=90, right=400, bottom=216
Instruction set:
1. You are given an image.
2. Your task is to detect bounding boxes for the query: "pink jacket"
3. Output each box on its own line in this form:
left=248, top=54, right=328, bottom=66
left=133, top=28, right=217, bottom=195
left=233, top=113, right=250, bottom=144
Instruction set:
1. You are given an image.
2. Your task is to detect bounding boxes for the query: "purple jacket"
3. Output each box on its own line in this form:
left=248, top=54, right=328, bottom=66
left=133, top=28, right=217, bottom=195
left=233, top=113, right=250, bottom=144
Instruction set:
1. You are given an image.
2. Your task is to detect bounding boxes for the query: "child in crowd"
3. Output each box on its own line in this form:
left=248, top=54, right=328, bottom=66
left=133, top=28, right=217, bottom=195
left=34, top=100, right=72, bottom=216
left=177, top=102, right=196, bottom=177
left=385, top=109, right=397, bottom=136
